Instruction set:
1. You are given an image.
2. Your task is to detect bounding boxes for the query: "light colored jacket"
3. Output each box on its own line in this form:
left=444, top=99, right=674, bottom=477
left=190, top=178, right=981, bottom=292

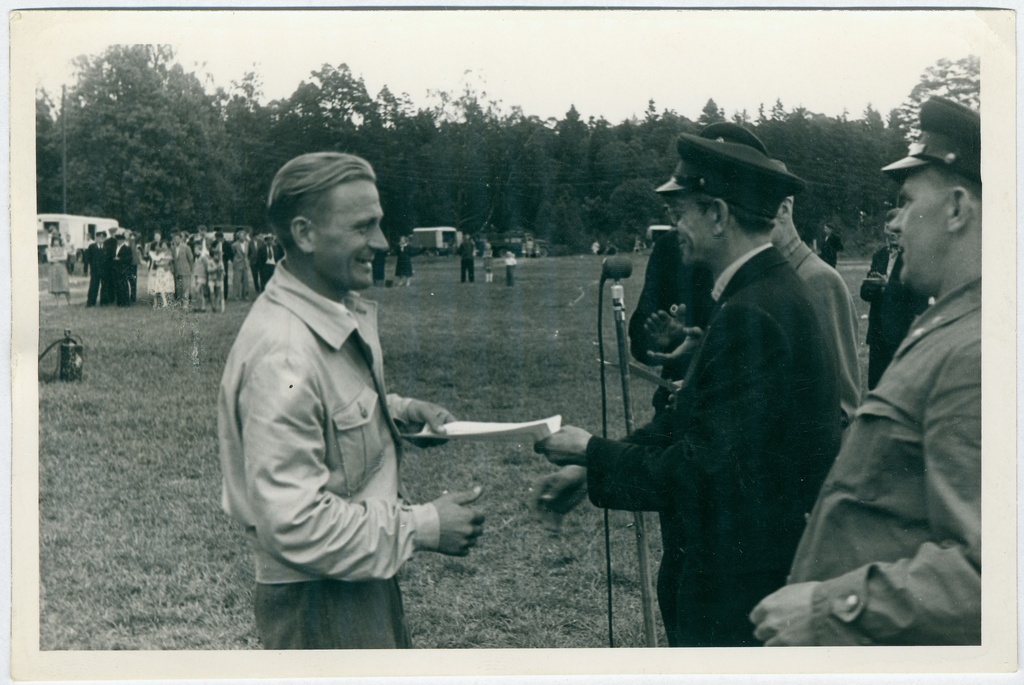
left=218, top=262, right=439, bottom=584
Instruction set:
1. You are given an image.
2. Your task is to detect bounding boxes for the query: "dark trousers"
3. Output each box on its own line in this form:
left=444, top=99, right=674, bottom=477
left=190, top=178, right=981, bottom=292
left=460, top=259, right=475, bottom=283
left=260, top=263, right=276, bottom=289
left=867, top=342, right=900, bottom=390
left=128, top=265, right=138, bottom=303
left=223, top=264, right=230, bottom=300
left=115, top=267, right=131, bottom=306
left=660, top=567, right=784, bottom=647
left=252, top=264, right=264, bottom=293
left=254, top=578, right=411, bottom=649
left=87, top=271, right=103, bottom=307
left=100, top=272, right=117, bottom=305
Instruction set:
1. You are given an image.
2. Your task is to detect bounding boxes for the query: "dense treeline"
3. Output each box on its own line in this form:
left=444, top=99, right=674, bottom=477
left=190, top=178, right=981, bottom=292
left=36, top=46, right=979, bottom=255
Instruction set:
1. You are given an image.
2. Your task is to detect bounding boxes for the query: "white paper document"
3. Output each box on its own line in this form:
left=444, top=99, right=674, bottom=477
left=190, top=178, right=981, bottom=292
left=404, top=415, right=561, bottom=442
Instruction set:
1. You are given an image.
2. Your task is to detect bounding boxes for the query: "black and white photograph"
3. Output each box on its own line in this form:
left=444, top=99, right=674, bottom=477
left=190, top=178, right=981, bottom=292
left=7, top=5, right=1018, bottom=682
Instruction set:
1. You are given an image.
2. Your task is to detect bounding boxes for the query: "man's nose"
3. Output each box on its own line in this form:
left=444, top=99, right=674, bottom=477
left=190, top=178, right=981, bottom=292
left=369, top=225, right=389, bottom=252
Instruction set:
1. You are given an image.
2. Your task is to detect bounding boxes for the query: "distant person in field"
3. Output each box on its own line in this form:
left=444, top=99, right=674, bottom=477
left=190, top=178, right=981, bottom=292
left=818, top=222, right=843, bottom=268
left=394, top=234, right=413, bottom=286
left=504, top=250, right=517, bottom=286
left=458, top=234, right=476, bottom=283
left=190, top=240, right=210, bottom=312
left=482, top=241, right=494, bottom=283
left=147, top=240, right=174, bottom=309
left=256, top=234, right=283, bottom=289
left=218, top=151, right=485, bottom=649
left=101, top=230, right=119, bottom=305
left=46, top=234, right=71, bottom=306
left=114, top=232, right=133, bottom=307
left=85, top=231, right=106, bottom=307
left=171, top=232, right=194, bottom=306
left=372, top=247, right=387, bottom=286
left=208, top=249, right=226, bottom=313
left=129, top=232, right=143, bottom=304
left=232, top=230, right=252, bottom=300
left=219, top=231, right=234, bottom=300
left=860, top=209, right=930, bottom=389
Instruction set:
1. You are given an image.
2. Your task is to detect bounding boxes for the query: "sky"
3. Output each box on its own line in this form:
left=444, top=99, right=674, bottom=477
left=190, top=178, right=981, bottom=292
left=21, top=9, right=989, bottom=124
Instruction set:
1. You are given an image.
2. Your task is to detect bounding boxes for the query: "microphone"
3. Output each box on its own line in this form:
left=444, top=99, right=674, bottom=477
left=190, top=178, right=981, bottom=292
left=601, top=255, right=633, bottom=281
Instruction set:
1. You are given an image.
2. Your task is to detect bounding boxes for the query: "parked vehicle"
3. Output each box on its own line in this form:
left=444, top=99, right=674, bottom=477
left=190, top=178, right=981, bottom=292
left=646, top=224, right=673, bottom=244
left=37, top=214, right=120, bottom=262
left=411, top=227, right=461, bottom=256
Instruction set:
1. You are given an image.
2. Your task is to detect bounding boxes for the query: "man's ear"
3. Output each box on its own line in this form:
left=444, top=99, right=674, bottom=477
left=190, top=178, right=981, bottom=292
left=946, top=187, right=978, bottom=235
left=290, top=216, right=316, bottom=253
left=709, top=198, right=728, bottom=238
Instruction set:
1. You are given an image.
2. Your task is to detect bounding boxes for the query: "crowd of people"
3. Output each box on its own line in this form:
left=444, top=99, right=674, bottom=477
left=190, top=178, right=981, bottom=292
left=52, top=228, right=284, bottom=312
left=215, top=93, right=982, bottom=650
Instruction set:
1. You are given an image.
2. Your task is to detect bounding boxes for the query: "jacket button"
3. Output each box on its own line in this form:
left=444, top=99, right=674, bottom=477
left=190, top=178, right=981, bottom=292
left=845, top=594, right=858, bottom=608
left=360, top=406, right=368, bottom=418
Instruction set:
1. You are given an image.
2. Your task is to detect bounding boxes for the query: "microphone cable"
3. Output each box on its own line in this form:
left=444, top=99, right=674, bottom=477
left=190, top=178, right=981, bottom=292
left=596, top=272, right=614, bottom=648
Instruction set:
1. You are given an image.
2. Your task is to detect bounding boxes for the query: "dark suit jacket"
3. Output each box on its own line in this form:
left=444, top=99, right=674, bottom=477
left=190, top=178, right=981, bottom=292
left=85, top=242, right=106, bottom=276
left=861, top=247, right=929, bottom=349
left=587, top=246, right=842, bottom=646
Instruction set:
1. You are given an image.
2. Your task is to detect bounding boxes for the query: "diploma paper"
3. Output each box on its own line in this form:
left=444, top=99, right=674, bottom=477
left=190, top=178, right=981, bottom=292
left=405, top=415, right=562, bottom=442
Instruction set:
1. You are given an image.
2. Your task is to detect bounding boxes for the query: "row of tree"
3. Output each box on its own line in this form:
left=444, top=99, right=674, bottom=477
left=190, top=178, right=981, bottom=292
left=36, top=47, right=979, bottom=255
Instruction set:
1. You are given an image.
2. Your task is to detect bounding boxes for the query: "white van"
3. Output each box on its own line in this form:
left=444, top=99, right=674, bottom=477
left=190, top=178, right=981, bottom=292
left=411, top=227, right=461, bottom=256
left=37, top=214, right=120, bottom=261
left=646, top=224, right=674, bottom=243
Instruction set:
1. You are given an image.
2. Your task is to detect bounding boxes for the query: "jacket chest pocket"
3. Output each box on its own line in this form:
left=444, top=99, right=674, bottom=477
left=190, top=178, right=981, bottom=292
left=825, top=399, right=924, bottom=502
left=325, top=385, right=387, bottom=497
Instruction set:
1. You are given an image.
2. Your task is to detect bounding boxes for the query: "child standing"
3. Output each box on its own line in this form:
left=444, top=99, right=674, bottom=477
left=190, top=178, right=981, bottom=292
left=208, top=250, right=226, bottom=313
left=482, top=242, right=493, bottom=283
left=504, top=251, right=517, bottom=287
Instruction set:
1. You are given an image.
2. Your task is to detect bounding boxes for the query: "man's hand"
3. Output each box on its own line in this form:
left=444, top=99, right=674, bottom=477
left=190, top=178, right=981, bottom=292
left=402, top=399, right=456, bottom=448
left=432, top=486, right=485, bottom=556
left=643, top=308, right=688, bottom=356
left=534, top=426, right=592, bottom=466
left=749, top=581, right=820, bottom=646
left=647, top=325, right=704, bottom=366
left=532, top=466, right=588, bottom=532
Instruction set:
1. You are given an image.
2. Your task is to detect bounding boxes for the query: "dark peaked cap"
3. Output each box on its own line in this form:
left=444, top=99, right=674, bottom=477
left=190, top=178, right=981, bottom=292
left=882, top=96, right=981, bottom=184
left=656, top=123, right=806, bottom=219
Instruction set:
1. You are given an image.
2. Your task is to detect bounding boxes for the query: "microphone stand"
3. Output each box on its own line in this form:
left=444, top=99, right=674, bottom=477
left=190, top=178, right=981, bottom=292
left=610, top=280, right=658, bottom=648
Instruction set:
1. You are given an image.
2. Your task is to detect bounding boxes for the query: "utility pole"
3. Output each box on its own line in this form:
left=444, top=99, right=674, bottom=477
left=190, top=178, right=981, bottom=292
left=61, top=85, right=67, bottom=213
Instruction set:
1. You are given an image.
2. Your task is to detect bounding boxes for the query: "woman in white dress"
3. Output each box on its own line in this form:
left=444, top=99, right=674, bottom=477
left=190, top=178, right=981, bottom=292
left=147, top=240, right=175, bottom=308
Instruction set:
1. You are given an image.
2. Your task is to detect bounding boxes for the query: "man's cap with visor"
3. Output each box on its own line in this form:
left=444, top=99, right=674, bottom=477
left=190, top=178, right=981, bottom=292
left=656, top=122, right=806, bottom=220
left=882, top=96, right=980, bottom=184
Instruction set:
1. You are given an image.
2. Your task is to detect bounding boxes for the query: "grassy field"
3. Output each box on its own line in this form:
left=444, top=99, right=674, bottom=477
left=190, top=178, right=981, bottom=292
left=36, top=253, right=873, bottom=650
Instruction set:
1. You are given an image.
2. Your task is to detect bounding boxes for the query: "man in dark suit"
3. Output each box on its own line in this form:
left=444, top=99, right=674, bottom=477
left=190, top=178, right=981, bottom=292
left=259, top=234, right=283, bottom=288
left=535, top=127, right=841, bottom=646
left=860, top=211, right=930, bottom=389
left=219, top=232, right=234, bottom=300
left=818, top=222, right=843, bottom=268
left=100, top=231, right=119, bottom=305
left=114, top=232, right=133, bottom=306
left=85, top=232, right=107, bottom=307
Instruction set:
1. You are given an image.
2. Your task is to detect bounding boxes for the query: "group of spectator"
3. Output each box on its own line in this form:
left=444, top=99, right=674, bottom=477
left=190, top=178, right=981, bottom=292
left=69, top=228, right=284, bottom=311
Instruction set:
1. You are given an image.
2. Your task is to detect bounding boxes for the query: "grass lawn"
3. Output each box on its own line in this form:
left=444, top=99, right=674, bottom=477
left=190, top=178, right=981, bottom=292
left=35, top=253, right=873, bottom=650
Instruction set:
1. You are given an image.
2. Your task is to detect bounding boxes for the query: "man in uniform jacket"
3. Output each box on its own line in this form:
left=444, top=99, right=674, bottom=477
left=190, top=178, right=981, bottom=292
left=85, top=233, right=107, bottom=307
left=860, top=213, right=930, bottom=389
left=536, top=127, right=841, bottom=647
left=171, top=233, right=194, bottom=304
left=752, top=96, right=982, bottom=646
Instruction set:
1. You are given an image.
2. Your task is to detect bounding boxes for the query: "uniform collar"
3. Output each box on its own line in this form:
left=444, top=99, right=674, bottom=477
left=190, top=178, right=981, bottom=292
left=264, top=260, right=375, bottom=350
left=902, top=278, right=981, bottom=345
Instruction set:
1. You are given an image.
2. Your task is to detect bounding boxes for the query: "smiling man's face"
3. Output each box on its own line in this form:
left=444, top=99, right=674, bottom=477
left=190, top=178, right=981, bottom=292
left=309, top=180, right=388, bottom=296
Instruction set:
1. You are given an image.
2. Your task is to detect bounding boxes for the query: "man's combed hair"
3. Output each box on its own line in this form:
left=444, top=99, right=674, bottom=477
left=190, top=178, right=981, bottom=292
left=266, top=152, right=377, bottom=249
